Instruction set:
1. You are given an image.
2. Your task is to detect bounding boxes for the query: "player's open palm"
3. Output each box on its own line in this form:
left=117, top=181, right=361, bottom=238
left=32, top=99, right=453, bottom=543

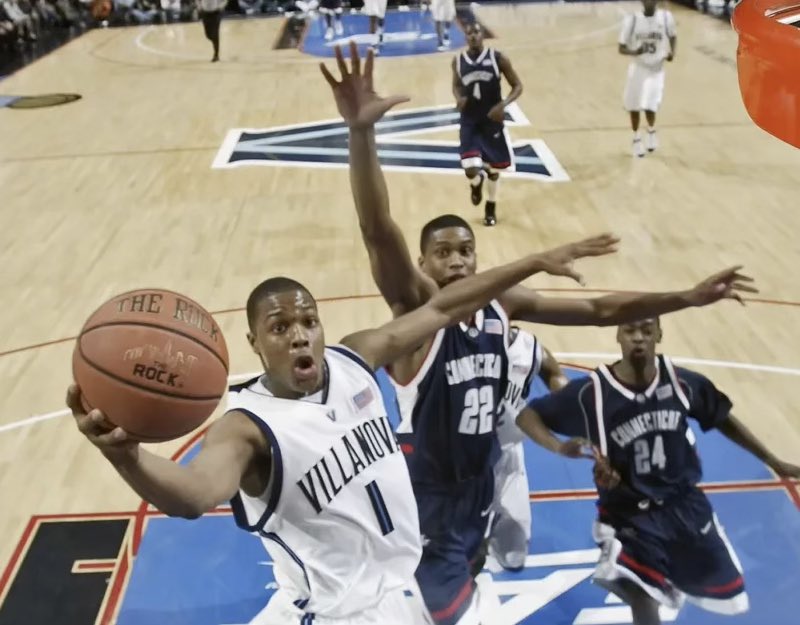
left=536, top=233, right=620, bottom=286
left=67, top=384, right=139, bottom=463
left=320, top=42, right=409, bottom=129
left=687, top=266, right=758, bottom=307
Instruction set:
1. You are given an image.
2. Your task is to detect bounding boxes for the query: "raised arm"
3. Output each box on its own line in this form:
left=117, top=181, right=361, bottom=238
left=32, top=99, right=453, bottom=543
left=499, top=266, right=757, bottom=326
left=67, top=385, right=266, bottom=519
left=322, top=43, right=436, bottom=316
left=341, top=234, right=619, bottom=369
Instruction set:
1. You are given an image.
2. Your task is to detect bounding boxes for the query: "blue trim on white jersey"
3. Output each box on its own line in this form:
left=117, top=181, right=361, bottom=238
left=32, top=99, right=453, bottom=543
left=328, top=344, right=378, bottom=383
left=228, top=374, right=261, bottom=393
left=261, top=530, right=313, bottom=595
left=229, top=408, right=284, bottom=532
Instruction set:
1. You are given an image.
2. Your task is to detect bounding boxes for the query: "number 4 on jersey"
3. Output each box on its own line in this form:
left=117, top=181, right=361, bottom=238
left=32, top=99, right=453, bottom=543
left=634, top=435, right=667, bottom=474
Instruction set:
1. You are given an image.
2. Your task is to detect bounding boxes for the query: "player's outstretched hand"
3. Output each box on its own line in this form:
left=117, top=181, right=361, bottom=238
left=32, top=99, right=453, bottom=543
left=320, top=41, right=410, bottom=129
left=67, top=384, right=138, bottom=463
left=686, top=266, right=758, bottom=307
left=535, top=233, right=620, bottom=286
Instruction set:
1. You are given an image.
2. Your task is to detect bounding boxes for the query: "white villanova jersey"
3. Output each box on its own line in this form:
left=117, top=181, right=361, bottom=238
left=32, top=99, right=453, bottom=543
left=495, top=328, right=542, bottom=447
left=619, top=9, right=676, bottom=71
left=227, top=345, right=422, bottom=618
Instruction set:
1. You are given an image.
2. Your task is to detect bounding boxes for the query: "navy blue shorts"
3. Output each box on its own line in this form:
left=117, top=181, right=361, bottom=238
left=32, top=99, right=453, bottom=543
left=459, top=120, right=512, bottom=171
left=413, top=472, right=494, bottom=625
left=319, top=0, right=342, bottom=11
left=593, top=487, right=748, bottom=615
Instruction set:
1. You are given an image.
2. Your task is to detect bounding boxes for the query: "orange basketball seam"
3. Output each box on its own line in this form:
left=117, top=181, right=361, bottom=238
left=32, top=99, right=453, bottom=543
left=79, top=320, right=229, bottom=373
left=77, top=340, right=226, bottom=402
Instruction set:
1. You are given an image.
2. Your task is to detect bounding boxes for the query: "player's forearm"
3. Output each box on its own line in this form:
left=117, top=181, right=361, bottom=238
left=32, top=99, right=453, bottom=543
left=502, top=84, right=522, bottom=108
left=590, top=290, right=695, bottom=325
left=669, top=36, right=677, bottom=56
left=717, top=415, right=781, bottom=468
left=348, top=128, right=393, bottom=238
left=516, top=408, right=563, bottom=454
left=108, top=450, right=219, bottom=519
left=618, top=43, right=636, bottom=56
left=428, top=253, right=546, bottom=323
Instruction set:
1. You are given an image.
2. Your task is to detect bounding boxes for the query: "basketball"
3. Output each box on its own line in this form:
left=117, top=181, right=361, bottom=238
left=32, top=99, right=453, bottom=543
left=72, top=289, right=229, bottom=442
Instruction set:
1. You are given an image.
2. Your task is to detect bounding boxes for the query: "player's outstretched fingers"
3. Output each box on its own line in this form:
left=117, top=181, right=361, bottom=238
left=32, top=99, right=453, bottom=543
left=334, top=44, right=349, bottom=79
left=320, top=62, right=339, bottom=89
left=349, top=40, right=361, bottom=76
left=364, top=47, right=375, bottom=90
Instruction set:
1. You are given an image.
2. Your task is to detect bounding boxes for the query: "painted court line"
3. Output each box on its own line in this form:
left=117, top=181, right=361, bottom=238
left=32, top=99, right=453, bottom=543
left=2, top=355, right=799, bottom=434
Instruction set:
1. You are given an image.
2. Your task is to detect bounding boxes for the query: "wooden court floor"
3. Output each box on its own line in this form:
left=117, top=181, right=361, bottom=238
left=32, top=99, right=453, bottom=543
left=0, top=0, right=799, bottom=585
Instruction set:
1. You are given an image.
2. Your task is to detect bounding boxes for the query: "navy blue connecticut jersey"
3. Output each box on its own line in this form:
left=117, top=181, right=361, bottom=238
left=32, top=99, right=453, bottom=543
left=529, top=355, right=732, bottom=508
left=392, top=302, right=509, bottom=484
left=455, top=47, right=504, bottom=122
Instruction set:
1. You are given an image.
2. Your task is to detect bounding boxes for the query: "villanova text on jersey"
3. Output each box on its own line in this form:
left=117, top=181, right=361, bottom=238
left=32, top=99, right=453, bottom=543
left=394, top=304, right=509, bottom=483
left=297, top=415, right=400, bottom=514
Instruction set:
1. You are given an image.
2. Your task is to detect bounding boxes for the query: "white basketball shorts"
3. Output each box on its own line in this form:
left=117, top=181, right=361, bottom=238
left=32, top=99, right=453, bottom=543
left=488, top=442, right=531, bottom=571
left=249, top=586, right=432, bottom=625
left=363, top=0, right=387, bottom=18
left=623, top=62, right=666, bottom=112
left=431, top=0, right=455, bottom=22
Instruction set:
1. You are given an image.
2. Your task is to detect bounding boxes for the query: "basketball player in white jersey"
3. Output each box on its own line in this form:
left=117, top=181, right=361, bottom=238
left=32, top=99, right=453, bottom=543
left=431, top=0, right=455, bottom=50
left=618, top=0, right=677, bottom=157
left=364, top=0, right=387, bottom=54
left=487, top=327, right=567, bottom=571
left=67, top=239, right=625, bottom=625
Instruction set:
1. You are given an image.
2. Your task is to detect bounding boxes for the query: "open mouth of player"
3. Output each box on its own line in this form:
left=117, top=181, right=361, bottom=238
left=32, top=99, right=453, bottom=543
left=444, top=273, right=467, bottom=285
left=292, top=355, right=318, bottom=382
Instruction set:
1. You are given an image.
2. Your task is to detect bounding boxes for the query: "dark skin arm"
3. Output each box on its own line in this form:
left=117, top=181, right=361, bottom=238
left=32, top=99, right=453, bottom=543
left=67, top=386, right=268, bottom=519
left=717, top=414, right=800, bottom=478
left=618, top=43, right=644, bottom=56
left=488, top=54, right=523, bottom=123
left=539, top=344, right=568, bottom=392
left=452, top=57, right=467, bottom=112
left=667, top=34, right=677, bottom=61
left=498, top=266, right=758, bottom=327
left=341, top=233, right=621, bottom=369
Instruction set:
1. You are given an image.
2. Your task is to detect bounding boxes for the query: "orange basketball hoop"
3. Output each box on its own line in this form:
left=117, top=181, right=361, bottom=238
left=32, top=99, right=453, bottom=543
left=732, top=0, right=800, bottom=148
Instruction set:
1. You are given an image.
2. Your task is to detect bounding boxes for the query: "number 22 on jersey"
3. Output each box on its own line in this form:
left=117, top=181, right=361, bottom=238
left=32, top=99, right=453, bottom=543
left=458, top=385, right=494, bottom=435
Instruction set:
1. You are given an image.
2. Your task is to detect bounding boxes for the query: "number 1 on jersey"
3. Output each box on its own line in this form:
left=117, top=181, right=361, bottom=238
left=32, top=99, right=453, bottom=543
left=365, top=480, right=394, bottom=536
left=473, top=83, right=481, bottom=100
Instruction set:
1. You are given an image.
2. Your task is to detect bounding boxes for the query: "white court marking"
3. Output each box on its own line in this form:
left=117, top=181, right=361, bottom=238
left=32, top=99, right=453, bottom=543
left=2, top=353, right=798, bottom=434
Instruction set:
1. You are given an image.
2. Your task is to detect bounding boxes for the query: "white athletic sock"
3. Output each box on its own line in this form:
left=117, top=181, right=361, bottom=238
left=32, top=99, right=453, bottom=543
left=469, top=172, right=484, bottom=187
left=486, top=177, right=499, bottom=201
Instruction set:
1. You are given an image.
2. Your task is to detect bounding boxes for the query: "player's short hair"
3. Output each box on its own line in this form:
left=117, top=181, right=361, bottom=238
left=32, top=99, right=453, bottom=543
left=246, top=277, right=314, bottom=331
left=419, top=214, right=475, bottom=253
